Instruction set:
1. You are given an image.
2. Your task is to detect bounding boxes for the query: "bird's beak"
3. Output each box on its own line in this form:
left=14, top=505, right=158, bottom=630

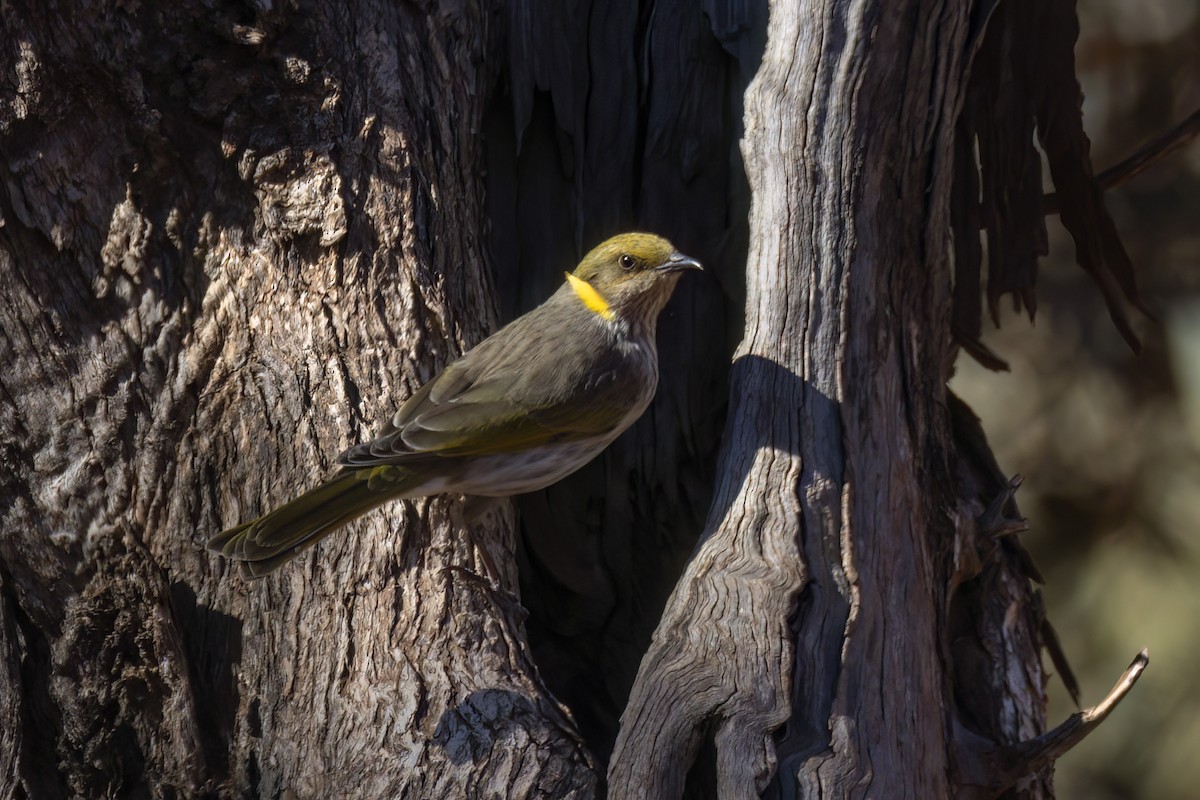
left=656, top=252, right=703, bottom=273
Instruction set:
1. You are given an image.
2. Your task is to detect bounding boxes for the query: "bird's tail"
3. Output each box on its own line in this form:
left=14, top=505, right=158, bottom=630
left=208, top=467, right=415, bottom=578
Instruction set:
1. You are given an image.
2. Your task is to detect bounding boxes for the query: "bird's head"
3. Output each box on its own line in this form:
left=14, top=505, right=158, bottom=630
left=567, top=233, right=702, bottom=325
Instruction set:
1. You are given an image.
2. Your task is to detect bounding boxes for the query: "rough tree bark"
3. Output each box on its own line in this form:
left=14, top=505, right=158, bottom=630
left=610, top=2, right=991, bottom=796
left=1, top=0, right=1144, bottom=798
left=0, top=2, right=597, bottom=797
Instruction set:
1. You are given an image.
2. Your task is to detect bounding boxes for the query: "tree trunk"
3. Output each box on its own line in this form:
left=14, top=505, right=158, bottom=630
left=1, top=2, right=595, bottom=796
left=2, top=0, right=1134, bottom=797
left=610, top=2, right=1054, bottom=798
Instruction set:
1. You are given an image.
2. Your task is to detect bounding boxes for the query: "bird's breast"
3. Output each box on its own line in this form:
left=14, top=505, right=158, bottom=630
left=454, top=439, right=611, bottom=496
left=452, top=323, right=659, bottom=497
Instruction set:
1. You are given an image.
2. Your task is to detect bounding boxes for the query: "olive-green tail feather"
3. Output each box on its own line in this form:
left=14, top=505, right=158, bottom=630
left=209, top=467, right=415, bottom=578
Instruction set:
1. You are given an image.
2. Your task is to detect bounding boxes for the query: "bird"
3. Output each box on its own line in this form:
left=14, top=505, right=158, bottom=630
left=209, top=232, right=702, bottom=577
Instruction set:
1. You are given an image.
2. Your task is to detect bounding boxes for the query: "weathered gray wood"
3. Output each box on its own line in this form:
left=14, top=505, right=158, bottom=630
left=609, top=2, right=1052, bottom=797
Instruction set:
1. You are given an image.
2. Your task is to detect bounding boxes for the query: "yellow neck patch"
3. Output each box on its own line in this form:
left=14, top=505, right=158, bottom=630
left=566, top=272, right=615, bottom=321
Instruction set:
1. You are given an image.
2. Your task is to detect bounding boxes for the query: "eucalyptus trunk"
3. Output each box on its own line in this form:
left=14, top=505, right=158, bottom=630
left=1, top=2, right=593, bottom=796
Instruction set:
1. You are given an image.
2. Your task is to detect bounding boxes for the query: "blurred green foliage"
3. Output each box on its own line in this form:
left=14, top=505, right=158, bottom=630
left=951, top=1, right=1200, bottom=797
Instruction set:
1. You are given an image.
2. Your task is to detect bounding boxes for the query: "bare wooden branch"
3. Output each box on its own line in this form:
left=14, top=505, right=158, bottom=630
left=1044, top=108, right=1200, bottom=215
left=1009, top=649, right=1149, bottom=777
left=954, top=650, right=1149, bottom=798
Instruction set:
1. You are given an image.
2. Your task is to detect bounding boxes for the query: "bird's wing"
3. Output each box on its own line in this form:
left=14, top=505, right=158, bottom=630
left=338, top=307, right=644, bottom=466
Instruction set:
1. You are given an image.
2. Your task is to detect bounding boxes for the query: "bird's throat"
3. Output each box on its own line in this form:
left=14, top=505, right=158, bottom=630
left=565, top=272, right=615, bottom=321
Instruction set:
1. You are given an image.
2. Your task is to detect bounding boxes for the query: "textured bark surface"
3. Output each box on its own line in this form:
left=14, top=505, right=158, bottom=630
left=610, top=2, right=1053, bottom=798
left=0, top=2, right=596, bottom=796
left=1, top=0, right=1128, bottom=797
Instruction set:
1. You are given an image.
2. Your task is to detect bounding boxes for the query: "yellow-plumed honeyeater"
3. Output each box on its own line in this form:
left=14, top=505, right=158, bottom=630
left=209, top=233, right=701, bottom=577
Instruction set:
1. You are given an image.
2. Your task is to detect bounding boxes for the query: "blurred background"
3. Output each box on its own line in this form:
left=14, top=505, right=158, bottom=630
left=950, top=1, right=1200, bottom=796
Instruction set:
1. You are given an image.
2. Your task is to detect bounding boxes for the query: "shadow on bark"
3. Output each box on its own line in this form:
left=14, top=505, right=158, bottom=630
left=434, top=688, right=545, bottom=765
left=168, top=582, right=243, bottom=781
left=483, top=2, right=769, bottom=770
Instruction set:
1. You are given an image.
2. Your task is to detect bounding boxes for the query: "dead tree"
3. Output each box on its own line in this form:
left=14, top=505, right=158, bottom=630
left=1, top=1, right=1162, bottom=797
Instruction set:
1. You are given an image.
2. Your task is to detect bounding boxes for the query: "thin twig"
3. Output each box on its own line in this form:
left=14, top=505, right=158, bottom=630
left=1006, top=649, right=1149, bottom=783
left=1044, top=109, right=1200, bottom=215
left=953, top=649, right=1149, bottom=798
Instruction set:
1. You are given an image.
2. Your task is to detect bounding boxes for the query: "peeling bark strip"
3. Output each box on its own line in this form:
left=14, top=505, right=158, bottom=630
left=0, top=2, right=595, bottom=796
left=953, top=0, right=1149, bottom=363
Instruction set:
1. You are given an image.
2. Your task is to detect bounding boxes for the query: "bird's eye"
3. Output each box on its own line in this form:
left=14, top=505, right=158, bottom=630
left=619, top=254, right=636, bottom=271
